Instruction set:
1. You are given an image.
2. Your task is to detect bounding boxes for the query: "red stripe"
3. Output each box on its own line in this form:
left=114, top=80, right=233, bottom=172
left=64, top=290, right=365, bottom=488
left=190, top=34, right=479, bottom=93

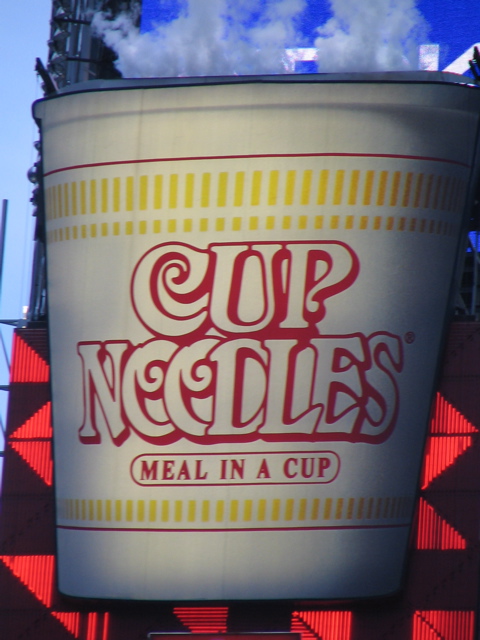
left=57, top=522, right=409, bottom=533
left=43, top=152, right=470, bottom=177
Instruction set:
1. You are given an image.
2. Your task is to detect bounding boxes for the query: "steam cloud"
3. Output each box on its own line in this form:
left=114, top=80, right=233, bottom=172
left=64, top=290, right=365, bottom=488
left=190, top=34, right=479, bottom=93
left=315, top=0, right=427, bottom=72
left=93, top=0, right=307, bottom=77
left=92, top=0, right=428, bottom=78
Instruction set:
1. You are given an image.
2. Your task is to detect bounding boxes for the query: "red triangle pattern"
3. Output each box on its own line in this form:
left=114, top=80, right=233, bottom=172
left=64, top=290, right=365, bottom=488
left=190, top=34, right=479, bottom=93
left=412, top=610, right=475, bottom=640
left=51, top=611, right=81, bottom=638
left=2, top=331, right=110, bottom=640
left=0, top=555, right=54, bottom=608
left=86, top=612, right=104, bottom=640
left=9, top=440, right=53, bottom=486
left=0, top=555, right=112, bottom=639
left=10, top=333, right=49, bottom=383
left=11, top=401, right=52, bottom=439
left=421, top=436, right=472, bottom=489
left=430, top=393, right=477, bottom=434
left=101, top=612, right=110, bottom=640
left=416, top=498, right=467, bottom=550
left=291, top=611, right=352, bottom=640
left=174, top=607, right=229, bottom=633
left=81, top=612, right=109, bottom=640
left=86, top=613, right=97, bottom=640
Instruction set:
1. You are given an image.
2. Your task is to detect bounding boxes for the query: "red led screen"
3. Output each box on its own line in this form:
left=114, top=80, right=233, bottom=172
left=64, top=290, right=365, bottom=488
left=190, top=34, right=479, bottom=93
left=149, top=635, right=298, bottom=640
left=1, top=324, right=479, bottom=638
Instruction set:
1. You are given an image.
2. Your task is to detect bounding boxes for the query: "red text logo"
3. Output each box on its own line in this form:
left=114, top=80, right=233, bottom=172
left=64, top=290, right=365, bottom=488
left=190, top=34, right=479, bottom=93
left=77, top=241, right=403, bottom=446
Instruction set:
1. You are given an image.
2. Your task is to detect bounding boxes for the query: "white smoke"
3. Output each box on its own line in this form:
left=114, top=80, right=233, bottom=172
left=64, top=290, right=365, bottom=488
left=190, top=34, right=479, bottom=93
left=92, top=0, right=307, bottom=77
left=315, top=0, right=428, bottom=72
left=92, top=0, right=428, bottom=78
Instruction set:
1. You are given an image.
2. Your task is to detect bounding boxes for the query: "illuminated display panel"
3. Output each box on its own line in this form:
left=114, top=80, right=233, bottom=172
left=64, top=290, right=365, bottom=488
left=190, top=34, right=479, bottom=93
left=140, top=0, right=480, bottom=72
left=1, top=325, right=480, bottom=636
left=412, top=611, right=475, bottom=640
left=291, top=611, right=353, bottom=640
left=148, top=635, right=298, bottom=640
left=172, top=610, right=229, bottom=633
left=10, top=332, right=49, bottom=382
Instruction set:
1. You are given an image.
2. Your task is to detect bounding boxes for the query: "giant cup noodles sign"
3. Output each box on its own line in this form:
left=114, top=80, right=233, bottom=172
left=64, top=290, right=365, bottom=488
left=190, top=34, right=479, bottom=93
left=34, top=74, right=480, bottom=601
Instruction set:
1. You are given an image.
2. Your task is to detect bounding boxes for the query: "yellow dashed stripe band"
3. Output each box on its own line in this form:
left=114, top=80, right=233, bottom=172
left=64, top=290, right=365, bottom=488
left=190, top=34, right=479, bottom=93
left=58, top=495, right=413, bottom=528
left=46, top=167, right=466, bottom=220
left=46, top=214, right=456, bottom=244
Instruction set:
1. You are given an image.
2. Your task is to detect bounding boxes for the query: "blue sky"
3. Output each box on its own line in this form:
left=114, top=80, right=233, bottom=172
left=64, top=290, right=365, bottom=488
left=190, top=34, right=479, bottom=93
left=0, top=1, right=50, bottom=316
left=0, top=1, right=51, bottom=455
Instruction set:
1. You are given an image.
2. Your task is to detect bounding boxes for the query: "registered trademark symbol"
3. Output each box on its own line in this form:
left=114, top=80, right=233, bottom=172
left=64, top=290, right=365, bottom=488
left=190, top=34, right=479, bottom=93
left=404, top=332, right=415, bottom=344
